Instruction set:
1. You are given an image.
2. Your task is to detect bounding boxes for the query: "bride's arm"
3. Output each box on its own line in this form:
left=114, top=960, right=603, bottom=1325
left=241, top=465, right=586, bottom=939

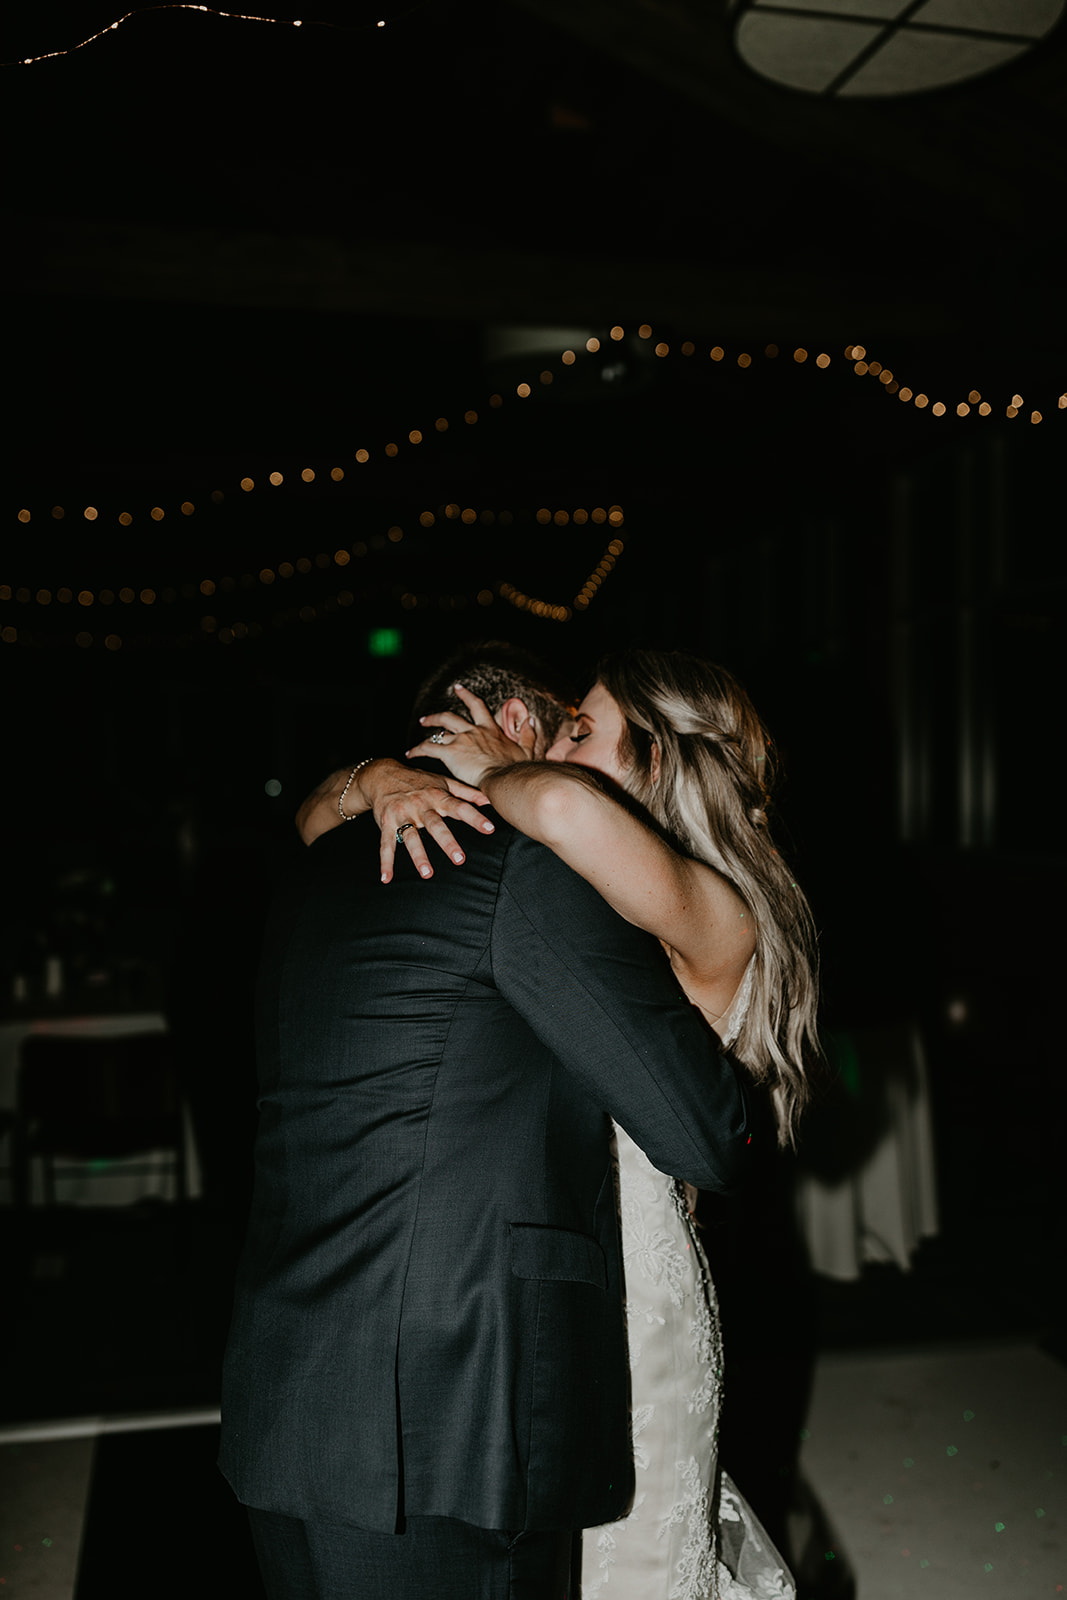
left=295, top=758, right=495, bottom=880
left=408, top=697, right=754, bottom=1001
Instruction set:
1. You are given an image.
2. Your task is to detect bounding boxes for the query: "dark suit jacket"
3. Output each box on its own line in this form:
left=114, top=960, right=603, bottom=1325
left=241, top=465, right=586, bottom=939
left=219, top=811, right=751, bottom=1534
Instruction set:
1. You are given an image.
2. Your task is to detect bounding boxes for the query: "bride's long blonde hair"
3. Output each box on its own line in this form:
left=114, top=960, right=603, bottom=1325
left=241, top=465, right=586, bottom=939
left=597, top=649, right=822, bottom=1148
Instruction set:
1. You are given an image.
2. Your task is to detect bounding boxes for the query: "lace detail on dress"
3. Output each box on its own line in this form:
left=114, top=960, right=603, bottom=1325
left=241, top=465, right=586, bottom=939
left=583, top=1125, right=795, bottom=1600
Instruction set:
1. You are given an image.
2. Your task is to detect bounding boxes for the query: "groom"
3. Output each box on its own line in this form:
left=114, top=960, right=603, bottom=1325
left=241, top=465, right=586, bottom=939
left=219, top=642, right=752, bottom=1599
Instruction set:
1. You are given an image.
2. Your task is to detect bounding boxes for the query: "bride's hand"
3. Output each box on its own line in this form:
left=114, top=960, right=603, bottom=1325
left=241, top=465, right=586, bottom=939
left=406, top=682, right=533, bottom=789
left=364, top=762, right=495, bottom=884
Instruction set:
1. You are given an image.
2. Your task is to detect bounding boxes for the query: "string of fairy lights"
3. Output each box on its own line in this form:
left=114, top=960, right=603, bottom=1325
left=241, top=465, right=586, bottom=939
left=5, top=324, right=1065, bottom=650
left=3, top=5, right=414, bottom=67
left=0, top=515, right=626, bottom=650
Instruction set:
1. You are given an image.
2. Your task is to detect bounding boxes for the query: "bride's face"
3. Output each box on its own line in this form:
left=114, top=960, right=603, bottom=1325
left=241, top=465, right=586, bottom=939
left=546, top=681, right=631, bottom=785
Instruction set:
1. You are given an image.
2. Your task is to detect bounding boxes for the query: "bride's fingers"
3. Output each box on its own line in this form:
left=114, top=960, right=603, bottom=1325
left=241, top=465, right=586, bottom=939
left=421, top=814, right=470, bottom=865
left=451, top=683, right=495, bottom=725
left=440, top=798, right=495, bottom=834
left=443, top=778, right=491, bottom=805
left=417, top=712, right=468, bottom=735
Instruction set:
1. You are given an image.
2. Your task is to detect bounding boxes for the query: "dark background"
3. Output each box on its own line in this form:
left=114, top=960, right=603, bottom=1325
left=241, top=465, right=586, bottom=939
left=2, top=3, right=1065, bottom=1593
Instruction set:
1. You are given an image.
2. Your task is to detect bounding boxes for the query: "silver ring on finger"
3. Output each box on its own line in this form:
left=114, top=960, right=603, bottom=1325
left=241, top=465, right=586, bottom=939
left=429, top=730, right=447, bottom=746
left=395, top=822, right=416, bottom=844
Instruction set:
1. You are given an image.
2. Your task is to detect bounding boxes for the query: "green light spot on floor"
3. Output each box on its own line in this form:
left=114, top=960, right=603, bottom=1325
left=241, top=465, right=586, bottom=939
left=1036, top=1508, right=1045, bottom=1518
left=964, top=1409, right=975, bottom=1421
left=995, top=1522, right=1005, bottom=1533
left=884, top=1494, right=894, bottom=1505
left=947, top=1446, right=958, bottom=1456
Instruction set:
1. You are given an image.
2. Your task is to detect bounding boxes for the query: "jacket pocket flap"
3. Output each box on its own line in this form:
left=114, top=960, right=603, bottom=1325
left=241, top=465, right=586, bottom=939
left=509, top=1223, right=606, bottom=1289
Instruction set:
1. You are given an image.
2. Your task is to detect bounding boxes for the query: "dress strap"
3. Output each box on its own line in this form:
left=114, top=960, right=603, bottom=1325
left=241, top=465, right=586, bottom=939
left=719, top=955, right=755, bottom=1050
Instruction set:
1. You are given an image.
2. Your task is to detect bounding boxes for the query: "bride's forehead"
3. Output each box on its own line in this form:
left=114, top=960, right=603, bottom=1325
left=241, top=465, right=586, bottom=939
left=577, top=682, right=620, bottom=719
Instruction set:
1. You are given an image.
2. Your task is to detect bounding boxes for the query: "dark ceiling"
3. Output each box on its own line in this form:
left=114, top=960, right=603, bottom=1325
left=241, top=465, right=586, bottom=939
left=3, top=0, right=1065, bottom=599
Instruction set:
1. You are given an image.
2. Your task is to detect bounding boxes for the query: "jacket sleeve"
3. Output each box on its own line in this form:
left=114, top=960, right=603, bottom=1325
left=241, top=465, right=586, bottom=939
left=490, top=830, right=753, bottom=1193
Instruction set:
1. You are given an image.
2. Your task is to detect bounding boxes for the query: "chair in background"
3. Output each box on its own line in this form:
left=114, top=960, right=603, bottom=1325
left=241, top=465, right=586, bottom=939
left=13, top=1032, right=187, bottom=1206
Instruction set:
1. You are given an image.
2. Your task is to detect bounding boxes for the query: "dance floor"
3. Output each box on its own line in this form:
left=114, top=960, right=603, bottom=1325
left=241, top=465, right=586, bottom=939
left=2, top=1336, right=1064, bottom=1599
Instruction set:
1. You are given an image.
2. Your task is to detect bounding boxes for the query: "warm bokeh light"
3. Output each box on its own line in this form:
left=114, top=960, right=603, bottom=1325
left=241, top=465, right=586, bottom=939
left=330, top=467, right=344, bottom=480
left=84, top=507, right=98, bottom=521
left=738, top=353, right=751, bottom=368
left=151, top=506, right=165, bottom=520
left=793, top=348, right=808, bottom=363
left=241, top=477, right=254, bottom=491
left=610, top=326, right=625, bottom=341
left=385, top=443, right=399, bottom=457
left=409, top=430, right=422, bottom=444
left=516, top=383, right=531, bottom=398
left=355, top=449, right=369, bottom=463
left=816, top=353, right=830, bottom=368
left=711, top=347, right=724, bottom=361
left=270, top=471, right=283, bottom=486
left=78, top=591, right=93, bottom=607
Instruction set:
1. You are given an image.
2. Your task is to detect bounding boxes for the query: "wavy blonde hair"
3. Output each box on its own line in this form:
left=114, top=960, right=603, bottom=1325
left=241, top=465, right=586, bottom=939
left=597, top=649, right=822, bottom=1147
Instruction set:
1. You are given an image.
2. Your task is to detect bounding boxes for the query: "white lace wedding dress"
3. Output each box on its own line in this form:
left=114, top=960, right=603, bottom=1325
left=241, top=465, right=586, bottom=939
left=582, top=967, right=795, bottom=1600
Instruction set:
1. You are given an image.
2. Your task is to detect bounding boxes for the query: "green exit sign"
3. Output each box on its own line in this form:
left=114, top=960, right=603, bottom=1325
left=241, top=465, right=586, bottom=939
left=367, top=628, right=403, bottom=657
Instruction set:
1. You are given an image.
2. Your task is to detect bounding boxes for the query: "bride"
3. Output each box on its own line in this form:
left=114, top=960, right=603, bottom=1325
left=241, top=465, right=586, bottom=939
left=298, top=647, right=821, bottom=1600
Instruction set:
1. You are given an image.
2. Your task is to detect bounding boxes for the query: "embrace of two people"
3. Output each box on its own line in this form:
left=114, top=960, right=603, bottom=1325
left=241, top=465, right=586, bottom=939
left=219, top=641, right=821, bottom=1600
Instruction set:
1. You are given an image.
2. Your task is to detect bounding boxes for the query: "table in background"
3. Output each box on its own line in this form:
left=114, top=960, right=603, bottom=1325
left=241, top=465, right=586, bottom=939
left=0, top=1013, right=201, bottom=1205
left=794, top=1023, right=939, bottom=1281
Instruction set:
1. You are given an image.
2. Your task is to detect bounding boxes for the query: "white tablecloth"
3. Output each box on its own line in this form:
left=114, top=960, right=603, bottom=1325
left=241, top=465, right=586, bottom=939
left=794, top=1024, right=939, bottom=1281
left=0, top=1013, right=201, bottom=1205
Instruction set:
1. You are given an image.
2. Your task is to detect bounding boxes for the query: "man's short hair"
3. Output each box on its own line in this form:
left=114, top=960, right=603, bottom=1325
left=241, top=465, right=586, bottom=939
left=409, top=641, right=575, bottom=747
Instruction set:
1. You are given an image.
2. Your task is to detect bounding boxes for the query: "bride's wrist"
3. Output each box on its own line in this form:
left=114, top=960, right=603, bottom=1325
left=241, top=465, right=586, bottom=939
left=339, top=756, right=392, bottom=820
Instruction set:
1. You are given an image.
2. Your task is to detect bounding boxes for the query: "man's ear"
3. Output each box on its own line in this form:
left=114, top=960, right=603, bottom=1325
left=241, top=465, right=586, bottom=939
left=496, top=697, right=538, bottom=754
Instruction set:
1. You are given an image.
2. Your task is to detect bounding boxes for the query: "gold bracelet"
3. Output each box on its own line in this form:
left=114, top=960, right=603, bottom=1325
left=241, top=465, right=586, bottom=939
left=338, top=757, right=377, bottom=821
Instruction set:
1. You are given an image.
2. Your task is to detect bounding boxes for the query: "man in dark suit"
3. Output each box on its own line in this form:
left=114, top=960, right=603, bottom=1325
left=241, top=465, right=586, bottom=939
left=219, top=644, right=752, bottom=1599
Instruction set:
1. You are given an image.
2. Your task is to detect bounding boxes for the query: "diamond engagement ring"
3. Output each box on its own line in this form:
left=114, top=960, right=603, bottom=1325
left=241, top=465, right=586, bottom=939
left=429, top=731, right=446, bottom=745
left=395, top=822, right=415, bottom=844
